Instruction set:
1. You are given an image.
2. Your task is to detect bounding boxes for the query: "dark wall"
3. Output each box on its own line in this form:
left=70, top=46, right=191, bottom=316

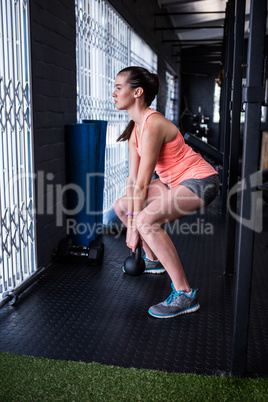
left=30, top=0, right=77, bottom=266
left=180, top=71, right=220, bottom=149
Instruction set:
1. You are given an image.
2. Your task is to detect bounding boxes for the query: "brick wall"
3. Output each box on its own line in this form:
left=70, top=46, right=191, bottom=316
left=30, top=0, right=77, bottom=266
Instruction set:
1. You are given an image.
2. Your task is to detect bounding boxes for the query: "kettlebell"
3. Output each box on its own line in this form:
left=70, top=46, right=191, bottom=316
left=123, top=243, right=145, bottom=276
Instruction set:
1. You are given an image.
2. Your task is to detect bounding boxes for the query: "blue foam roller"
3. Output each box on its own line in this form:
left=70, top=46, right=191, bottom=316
left=66, top=123, right=97, bottom=246
left=82, top=120, right=107, bottom=226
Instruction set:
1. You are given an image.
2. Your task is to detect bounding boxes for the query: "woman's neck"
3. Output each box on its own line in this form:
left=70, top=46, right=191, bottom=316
left=128, top=106, right=151, bottom=129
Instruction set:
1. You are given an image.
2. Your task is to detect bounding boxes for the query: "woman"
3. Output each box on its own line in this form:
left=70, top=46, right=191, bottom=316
left=113, top=66, right=219, bottom=319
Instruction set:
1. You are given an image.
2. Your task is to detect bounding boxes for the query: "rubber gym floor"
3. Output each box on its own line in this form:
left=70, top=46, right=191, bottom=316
left=0, top=196, right=267, bottom=377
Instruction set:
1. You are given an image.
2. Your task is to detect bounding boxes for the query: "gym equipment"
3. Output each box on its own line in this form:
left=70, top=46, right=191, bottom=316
left=57, top=237, right=104, bottom=265
left=0, top=266, right=47, bottom=309
left=123, top=244, right=145, bottom=276
left=184, top=132, right=223, bottom=164
left=82, top=119, right=107, bottom=227
left=66, top=121, right=107, bottom=247
left=66, top=123, right=97, bottom=246
left=259, top=169, right=268, bottom=203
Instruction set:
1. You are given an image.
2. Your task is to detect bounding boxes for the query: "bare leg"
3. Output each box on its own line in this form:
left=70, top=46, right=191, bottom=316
left=136, top=185, right=205, bottom=292
left=113, top=179, right=168, bottom=260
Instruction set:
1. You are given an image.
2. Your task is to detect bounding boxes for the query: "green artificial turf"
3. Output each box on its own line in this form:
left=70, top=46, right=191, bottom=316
left=0, top=352, right=267, bottom=401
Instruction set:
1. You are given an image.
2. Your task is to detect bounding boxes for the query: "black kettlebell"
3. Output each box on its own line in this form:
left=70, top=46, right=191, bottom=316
left=123, top=243, right=145, bottom=276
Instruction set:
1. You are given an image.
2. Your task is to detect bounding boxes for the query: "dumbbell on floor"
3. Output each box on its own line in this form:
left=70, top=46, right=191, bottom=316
left=57, top=237, right=104, bottom=264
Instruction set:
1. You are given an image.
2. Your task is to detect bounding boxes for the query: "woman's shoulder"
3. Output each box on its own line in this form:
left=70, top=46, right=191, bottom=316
left=146, top=109, right=164, bottom=120
left=144, top=111, right=166, bottom=129
left=145, top=112, right=178, bottom=143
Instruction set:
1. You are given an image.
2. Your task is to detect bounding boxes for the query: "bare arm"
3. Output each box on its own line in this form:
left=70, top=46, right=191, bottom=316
left=125, top=130, right=140, bottom=231
left=132, top=118, right=165, bottom=230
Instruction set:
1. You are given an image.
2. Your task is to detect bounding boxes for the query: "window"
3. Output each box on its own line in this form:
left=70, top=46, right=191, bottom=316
left=76, top=0, right=158, bottom=214
left=165, top=71, right=178, bottom=123
left=0, top=0, right=36, bottom=297
left=213, top=80, right=221, bottom=123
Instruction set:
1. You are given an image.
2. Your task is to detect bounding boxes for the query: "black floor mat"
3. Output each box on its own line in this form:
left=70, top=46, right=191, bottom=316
left=0, top=198, right=267, bottom=376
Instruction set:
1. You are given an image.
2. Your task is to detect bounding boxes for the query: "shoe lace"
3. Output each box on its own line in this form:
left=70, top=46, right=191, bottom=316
left=166, top=290, right=180, bottom=304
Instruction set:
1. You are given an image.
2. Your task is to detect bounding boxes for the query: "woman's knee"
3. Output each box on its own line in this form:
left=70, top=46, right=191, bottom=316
left=113, top=195, right=127, bottom=216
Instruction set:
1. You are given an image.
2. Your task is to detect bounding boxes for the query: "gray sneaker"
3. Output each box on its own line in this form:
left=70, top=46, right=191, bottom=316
left=148, top=285, right=200, bottom=318
left=142, top=255, right=165, bottom=274
left=122, top=254, right=165, bottom=274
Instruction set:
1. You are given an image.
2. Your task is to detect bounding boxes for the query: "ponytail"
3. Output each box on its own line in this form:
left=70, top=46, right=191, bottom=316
left=117, top=120, right=135, bottom=142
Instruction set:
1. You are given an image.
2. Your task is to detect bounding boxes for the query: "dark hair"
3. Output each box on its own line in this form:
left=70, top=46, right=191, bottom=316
left=116, top=66, right=159, bottom=142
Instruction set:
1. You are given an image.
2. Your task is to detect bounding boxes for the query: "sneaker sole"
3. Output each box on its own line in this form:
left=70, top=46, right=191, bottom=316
left=143, top=268, right=166, bottom=274
left=148, top=303, right=200, bottom=318
left=122, top=267, right=166, bottom=274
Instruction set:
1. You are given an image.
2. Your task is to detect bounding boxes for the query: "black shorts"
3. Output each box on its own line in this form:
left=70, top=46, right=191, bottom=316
left=179, top=174, right=220, bottom=206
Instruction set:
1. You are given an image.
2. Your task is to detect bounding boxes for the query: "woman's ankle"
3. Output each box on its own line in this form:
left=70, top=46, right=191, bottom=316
left=146, top=255, right=159, bottom=262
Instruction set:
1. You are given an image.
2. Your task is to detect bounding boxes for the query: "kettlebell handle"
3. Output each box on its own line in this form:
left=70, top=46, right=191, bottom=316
left=135, top=243, right=142, bottom=263
left=129, top=243, right=142, bottom=262
left=124, top=242, right=145, bottom=276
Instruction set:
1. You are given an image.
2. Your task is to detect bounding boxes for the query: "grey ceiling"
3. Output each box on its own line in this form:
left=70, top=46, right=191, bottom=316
left=155, top=0, right=257, bottom=70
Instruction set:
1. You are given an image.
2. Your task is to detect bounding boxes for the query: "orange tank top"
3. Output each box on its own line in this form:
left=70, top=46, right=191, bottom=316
left=134, top=109, right=217, bottom=188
